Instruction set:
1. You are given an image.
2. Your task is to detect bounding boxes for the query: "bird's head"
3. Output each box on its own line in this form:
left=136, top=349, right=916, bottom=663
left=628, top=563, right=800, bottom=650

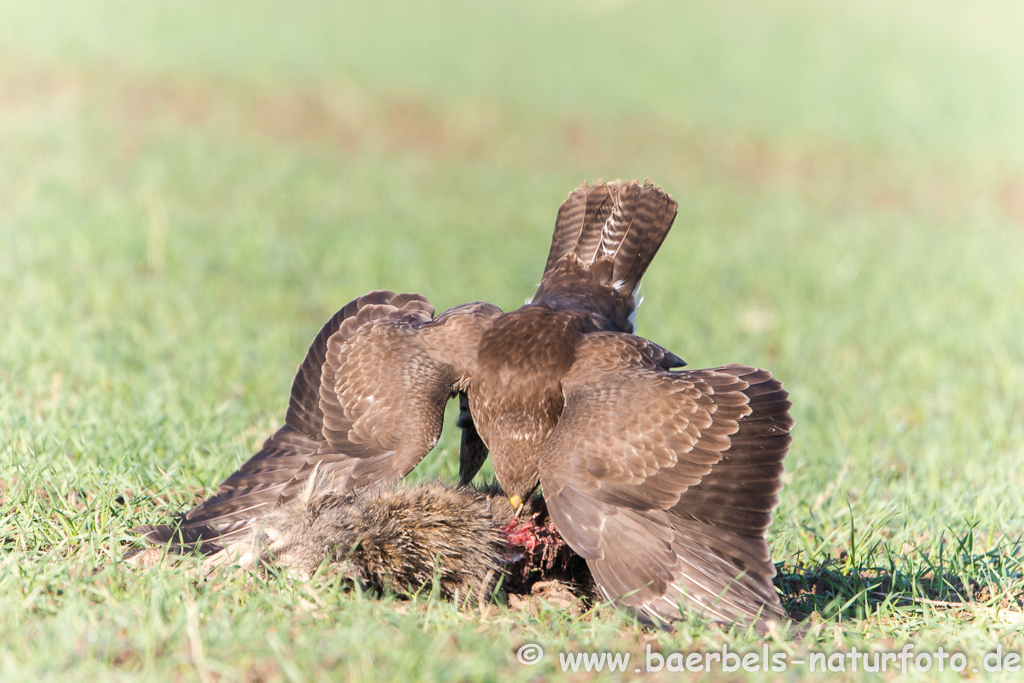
left=484, top=406, right=554, bottom=515
left=493, top=458, right=540, bottom=518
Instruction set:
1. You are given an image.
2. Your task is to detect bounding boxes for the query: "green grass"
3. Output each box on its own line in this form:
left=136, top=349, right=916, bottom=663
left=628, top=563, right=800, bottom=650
left=2, top=0, right=1024, bottom=679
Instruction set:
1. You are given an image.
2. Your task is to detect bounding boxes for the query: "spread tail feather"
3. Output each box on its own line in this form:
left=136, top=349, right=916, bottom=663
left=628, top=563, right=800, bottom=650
left=532, top=179, right=678, bottom=332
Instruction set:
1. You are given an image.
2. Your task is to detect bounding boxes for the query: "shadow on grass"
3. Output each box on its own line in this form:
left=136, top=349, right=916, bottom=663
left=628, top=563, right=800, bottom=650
left=776, top=543, right=1024, bottom=623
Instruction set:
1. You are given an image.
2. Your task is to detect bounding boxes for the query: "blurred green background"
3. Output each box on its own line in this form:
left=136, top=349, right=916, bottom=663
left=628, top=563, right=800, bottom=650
left=1, top=0, right=1023, bottom=680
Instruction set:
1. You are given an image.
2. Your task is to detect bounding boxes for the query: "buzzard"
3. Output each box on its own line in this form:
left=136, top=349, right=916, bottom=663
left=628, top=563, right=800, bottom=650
left=138, top=179, right=793, bottom=627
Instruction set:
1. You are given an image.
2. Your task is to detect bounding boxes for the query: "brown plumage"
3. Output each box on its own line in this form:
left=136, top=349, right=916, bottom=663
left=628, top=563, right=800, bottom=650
left=136, top=179, right=794, bottom=628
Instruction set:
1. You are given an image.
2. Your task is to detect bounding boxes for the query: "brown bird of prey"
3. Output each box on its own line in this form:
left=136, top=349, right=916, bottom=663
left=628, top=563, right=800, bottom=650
left=138, top=179, right=793, bottom=627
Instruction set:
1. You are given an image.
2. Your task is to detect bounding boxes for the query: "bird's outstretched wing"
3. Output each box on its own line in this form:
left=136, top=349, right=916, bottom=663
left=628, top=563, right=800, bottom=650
left=136, top=291, right=500, bottom=549
left=539, top=333, right=793, bottom=627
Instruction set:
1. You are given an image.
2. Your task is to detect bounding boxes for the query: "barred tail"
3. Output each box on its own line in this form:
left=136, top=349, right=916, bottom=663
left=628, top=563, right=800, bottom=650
left=532, top=179, right=677, bottom=332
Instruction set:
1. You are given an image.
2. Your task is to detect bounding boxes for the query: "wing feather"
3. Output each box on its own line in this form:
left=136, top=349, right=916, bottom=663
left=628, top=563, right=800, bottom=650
left=137, top=294, right=499, bottom=551
left=540, top=333, right=792, bottom=627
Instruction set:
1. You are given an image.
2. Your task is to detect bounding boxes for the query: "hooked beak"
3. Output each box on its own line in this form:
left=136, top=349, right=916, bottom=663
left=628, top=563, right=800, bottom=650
left=509, top=495, right=524, bottom=517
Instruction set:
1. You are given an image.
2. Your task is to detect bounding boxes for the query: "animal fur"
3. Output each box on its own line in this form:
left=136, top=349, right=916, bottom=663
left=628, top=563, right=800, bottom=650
left=209, top=479, right=505, bottom=601
left=135, top=477, right=593, bottom=606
